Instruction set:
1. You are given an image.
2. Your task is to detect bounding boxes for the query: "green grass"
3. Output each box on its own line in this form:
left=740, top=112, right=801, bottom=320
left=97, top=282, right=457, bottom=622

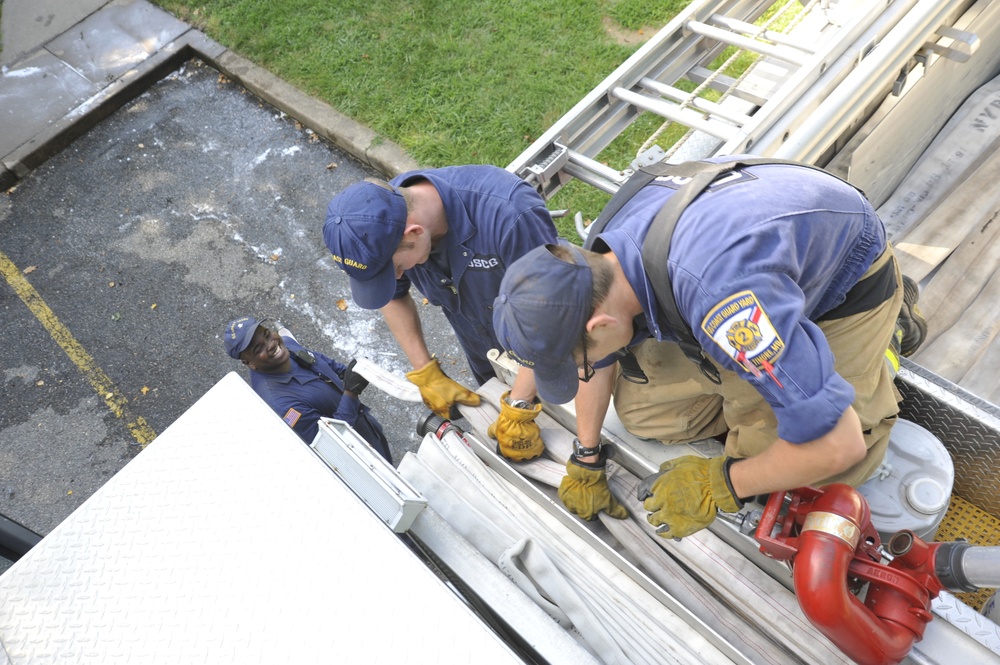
left=153, top=1, right=799, bottom=239
left=610, top=0, right=690, bottom=30
left=154, top=0, right=693, bottom=239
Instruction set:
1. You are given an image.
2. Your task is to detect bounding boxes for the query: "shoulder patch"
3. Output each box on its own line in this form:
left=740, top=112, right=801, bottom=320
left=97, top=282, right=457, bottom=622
left=701, top=290, right=784, bottom=376
left=283, top=408, right=302, bottom=427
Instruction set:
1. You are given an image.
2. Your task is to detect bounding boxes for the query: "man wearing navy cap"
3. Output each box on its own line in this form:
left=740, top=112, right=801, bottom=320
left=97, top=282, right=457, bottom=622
left=223, top=316, right=392, bottom=463
left=494, top=159, right=924, bottom=538
left=322, top=165, right=558, bottom=462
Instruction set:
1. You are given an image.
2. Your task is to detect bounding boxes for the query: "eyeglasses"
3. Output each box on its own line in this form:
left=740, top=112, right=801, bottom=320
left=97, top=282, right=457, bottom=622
left=579, top=330, right=595, bottom=383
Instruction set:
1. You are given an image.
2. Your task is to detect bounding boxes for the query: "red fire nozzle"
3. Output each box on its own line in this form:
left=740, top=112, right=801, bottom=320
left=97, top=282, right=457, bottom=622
left=754, top=484, right=971, bottom=665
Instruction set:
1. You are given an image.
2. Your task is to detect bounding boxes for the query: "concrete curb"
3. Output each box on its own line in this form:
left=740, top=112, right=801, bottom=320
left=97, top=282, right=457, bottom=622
left=212, top=50, right=420, bottom=178
left=0, top=165, right=16, bottom=192
left=3, top=31, right=198, bottom=184
left=2, top=12, right=420, bottom=190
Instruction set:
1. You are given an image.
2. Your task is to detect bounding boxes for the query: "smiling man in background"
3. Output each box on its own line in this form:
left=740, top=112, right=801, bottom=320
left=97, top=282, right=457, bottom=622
left=223, top=315, right=392, bottom=463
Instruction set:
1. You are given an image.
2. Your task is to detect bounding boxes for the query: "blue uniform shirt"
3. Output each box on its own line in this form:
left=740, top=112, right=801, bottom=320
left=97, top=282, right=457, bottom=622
left=592, top=159, right=886, bottom=444
left=249, top=337, right=391, bottom=462
left=388, top=165, right=558, bottom=383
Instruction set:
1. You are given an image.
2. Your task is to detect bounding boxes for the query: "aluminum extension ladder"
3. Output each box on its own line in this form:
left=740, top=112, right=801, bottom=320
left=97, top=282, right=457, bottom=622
left=507, top=0, right=979, bottom=203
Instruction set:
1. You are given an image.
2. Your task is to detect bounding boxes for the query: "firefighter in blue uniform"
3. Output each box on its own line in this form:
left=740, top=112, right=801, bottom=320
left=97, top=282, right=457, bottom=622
left=223, top=316, right=392, bottom=463
left=493, top=158, right=926, bottom=538
left=322, top=165, right=559, bottom=462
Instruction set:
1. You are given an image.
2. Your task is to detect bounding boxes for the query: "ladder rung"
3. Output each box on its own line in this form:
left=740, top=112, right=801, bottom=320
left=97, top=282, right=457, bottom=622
left=638, top=77, right=753, bottom=126
left=687, top=67, right=769, bottom=107
left=686, top=19, right=808, bottom=65
left=562, top=151, right=626, bottom=195
left=613, top=87, right=741, bottom=141
left=707, top=14, right=818, bottom=54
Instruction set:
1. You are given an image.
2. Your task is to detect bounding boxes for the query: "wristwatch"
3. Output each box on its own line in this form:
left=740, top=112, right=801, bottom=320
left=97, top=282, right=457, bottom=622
left=572, top=437, right=603, bottom=458
left=504, top=395, right=536, bottom=410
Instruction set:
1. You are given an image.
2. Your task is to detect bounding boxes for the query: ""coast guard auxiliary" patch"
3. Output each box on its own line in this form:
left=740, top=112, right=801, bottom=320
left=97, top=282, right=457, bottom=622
left=701, top=290, right=784, bottom=383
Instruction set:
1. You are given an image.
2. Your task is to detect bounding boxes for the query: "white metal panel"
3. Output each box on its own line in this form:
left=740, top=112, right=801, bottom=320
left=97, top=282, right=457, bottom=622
left=0, top=373, right=521, bottom=665
left=311, top=418, right=426, bottom=532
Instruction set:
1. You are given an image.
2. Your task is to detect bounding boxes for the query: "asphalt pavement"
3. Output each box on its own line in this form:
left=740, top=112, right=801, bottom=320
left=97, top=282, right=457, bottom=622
left=0, top=0, right=473, bottom=562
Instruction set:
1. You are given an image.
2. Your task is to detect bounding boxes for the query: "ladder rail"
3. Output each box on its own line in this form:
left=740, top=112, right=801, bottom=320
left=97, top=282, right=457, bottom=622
left=772, top=0, right=976, bottom=163
left=506, top=0, right=774, bottom=199
left=507, top=0, right=948, bottom=202
left=721, top=0, right=923, bottom=156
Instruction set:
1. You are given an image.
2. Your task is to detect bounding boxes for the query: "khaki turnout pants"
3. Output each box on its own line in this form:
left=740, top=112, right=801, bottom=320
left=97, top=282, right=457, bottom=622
left=613, top=246, right=904, bottom=487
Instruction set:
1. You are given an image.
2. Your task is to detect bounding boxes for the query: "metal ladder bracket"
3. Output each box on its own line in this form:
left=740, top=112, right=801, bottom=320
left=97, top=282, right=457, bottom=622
left=508, top=0, right=979, bottom=204
left=630, top=145, right=668, bottom=172
left=523, top=141, right=569, bottom=190
left=923, top=25, right=979, bottom=63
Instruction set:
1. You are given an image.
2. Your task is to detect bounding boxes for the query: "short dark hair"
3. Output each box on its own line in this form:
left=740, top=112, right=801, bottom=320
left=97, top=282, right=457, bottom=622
left=548, top=244, right=613, bottom=355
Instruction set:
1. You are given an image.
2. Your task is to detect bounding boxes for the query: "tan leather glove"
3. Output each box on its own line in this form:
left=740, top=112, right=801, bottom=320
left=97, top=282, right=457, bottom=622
left=558, top=452, right=628, bottom=521
left=405, top=358, right=481, bottom=418
left=637, top=456, right=743, bottom=539
left=488, top=391, right=544, bottom=461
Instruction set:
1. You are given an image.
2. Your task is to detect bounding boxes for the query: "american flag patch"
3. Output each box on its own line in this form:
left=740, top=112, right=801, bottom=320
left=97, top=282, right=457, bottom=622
left=283, top=408, right=302, bottom=427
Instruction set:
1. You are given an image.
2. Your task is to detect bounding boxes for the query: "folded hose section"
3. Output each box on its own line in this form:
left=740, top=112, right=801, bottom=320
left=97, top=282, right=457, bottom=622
left=398, top=423, right=735, bottom=664
left=401, top=385, right=1000, bottom=664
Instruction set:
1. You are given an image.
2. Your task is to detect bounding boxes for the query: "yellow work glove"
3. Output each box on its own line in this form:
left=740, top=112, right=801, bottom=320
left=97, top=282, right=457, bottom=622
left=488, top=391, right=544, bottom=462
left=637, top=456, right=743, bottom=539
left=558, top=451, right=629, bottom=522
left=405, top=358, right=481, bottom=419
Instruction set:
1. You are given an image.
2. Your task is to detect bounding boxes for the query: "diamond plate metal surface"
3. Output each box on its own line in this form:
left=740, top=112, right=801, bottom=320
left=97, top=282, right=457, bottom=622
left=898, top=360, right=1000, bottom=518
left=0, top=373, right=520, bottom=664
left=934, top=591, right=1000, bottom=654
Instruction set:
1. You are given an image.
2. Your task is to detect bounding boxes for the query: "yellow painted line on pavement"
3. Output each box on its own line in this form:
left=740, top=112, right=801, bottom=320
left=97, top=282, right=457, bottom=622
left=0, top=250, right=157, bottom=446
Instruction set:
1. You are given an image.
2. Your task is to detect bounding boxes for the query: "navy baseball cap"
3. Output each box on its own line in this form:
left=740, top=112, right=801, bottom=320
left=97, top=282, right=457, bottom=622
left=323, top=180, right=407, bottom=309
left=493, top=243, right=593, bottom=404
left=223, top=316, right=262, bottom=359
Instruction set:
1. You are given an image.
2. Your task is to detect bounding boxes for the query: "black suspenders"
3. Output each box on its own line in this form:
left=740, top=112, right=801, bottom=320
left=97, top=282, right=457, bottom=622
left=584, top=158, right=872, bottom=384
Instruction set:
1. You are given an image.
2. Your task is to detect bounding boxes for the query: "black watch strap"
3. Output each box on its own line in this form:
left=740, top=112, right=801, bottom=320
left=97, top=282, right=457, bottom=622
left=572, top=438, right=603, bottom=458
